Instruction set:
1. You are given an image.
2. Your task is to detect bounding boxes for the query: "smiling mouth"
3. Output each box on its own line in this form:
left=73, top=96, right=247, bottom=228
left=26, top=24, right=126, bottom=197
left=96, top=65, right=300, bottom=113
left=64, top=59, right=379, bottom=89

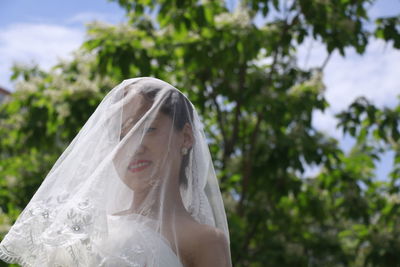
left=128, top=160, right=152, bottom=173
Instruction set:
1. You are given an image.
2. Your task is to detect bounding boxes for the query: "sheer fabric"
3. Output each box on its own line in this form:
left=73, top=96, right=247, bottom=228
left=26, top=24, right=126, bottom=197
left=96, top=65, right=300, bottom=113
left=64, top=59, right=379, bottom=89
left=0, top=77, right=231, bottom=266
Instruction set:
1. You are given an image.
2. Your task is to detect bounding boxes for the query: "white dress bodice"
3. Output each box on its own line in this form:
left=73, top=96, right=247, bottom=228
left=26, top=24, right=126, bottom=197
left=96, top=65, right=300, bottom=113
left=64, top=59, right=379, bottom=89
left=95, top=214, right=184, bottom=267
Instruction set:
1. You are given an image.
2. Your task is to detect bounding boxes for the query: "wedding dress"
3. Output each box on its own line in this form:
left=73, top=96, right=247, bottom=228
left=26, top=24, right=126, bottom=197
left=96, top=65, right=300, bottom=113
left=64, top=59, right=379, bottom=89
left=0, top=77, right=231, bottom=266
left=101, top=214, right=184, bottom=267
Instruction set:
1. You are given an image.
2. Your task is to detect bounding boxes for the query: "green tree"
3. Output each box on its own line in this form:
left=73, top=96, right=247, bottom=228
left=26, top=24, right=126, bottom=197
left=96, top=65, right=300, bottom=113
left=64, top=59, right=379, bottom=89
left=1, top=0, right=399, bottom=266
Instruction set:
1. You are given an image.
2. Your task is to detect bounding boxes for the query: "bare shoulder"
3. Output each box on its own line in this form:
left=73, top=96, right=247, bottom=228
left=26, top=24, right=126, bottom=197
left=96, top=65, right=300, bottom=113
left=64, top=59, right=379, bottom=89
left=194, top=223, right=228, bottom=247
left=180, top=219, right=231, bottom=267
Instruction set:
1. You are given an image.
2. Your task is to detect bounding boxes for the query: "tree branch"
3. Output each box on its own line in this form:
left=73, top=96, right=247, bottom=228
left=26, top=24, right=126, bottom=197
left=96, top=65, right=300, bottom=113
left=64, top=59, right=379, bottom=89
left=237, top=9, right=300, bottom=215
left=238, top=110, right=263, bottom=215
left=211, top=93, right=227, bottom=144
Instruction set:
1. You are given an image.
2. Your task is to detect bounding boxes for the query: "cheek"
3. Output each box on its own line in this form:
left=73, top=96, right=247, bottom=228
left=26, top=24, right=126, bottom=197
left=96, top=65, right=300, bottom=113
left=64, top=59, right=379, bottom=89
left=151, top=136, right=181, bottom=161
left=155, top=139, right=179, bottom=157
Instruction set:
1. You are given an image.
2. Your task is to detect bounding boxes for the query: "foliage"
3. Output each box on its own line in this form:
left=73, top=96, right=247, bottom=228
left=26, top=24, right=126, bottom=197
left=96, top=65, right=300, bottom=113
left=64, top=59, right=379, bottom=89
left=0, top=55, right=114, bottom=223
left=0, top=0, right=399, bottom=266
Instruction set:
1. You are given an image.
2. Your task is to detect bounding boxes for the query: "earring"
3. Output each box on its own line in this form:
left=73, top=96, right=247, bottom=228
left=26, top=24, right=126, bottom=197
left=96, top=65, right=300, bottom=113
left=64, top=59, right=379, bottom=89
left=181, top=147, right=188, bottom=155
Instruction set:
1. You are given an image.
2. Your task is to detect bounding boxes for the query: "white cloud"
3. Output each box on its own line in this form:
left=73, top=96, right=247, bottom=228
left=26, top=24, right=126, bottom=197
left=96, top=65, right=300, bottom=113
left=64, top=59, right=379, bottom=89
left=324, top=39, right=400, bottom=111
left=297, top=37, right=329, bottom=69
left=312, top=109, right=342, bottom=139
left=66, top=12, right=116, bottom=24
left=298, top=38, right=400, bottom=142
left=0, top=23, right=84, bottom=91
left=300, top=38, right=400, bottom=180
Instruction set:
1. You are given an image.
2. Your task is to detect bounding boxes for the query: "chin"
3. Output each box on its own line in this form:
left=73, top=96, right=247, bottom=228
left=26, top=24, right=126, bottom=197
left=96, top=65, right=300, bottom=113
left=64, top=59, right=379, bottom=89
left=123, top=178, right=152, bottom=192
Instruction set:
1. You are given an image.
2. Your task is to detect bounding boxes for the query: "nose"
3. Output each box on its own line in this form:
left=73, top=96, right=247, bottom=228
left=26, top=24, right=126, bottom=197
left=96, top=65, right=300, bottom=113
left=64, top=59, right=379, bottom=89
left=134, top=144, right=146, bottom=155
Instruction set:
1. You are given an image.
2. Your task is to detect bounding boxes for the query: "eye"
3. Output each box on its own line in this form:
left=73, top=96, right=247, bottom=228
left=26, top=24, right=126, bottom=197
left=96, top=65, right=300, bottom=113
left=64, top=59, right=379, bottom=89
left=144, top=127, right=156, bottom=133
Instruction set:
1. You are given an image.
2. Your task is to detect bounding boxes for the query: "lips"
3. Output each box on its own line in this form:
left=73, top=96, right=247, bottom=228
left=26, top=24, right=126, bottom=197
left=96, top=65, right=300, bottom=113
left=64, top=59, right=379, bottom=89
left=128, top=159, right=152, bottom=173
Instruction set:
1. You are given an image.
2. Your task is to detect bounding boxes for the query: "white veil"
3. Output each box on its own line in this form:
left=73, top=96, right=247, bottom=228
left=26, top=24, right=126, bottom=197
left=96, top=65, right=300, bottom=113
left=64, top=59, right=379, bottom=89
left=0, top=77, right=231, bottom=266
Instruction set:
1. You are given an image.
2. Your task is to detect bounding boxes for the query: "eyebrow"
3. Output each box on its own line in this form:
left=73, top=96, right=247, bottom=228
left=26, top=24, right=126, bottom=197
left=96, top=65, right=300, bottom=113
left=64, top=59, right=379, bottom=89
left=122, top=116, right=157, bottom=127
left=140, top=116, right=158, bottom=123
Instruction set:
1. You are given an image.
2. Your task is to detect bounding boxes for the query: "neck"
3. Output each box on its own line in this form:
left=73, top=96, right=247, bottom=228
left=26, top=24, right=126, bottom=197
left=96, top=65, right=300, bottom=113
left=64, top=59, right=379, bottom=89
left=128, top=179, right=187, bottom=218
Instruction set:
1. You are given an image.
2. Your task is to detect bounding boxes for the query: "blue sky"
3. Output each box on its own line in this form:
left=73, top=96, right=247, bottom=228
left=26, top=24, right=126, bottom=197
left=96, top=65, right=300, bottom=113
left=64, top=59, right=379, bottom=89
left=0, top=0, right=125, bottom=26
left=0, top=0, right=399, bottom=179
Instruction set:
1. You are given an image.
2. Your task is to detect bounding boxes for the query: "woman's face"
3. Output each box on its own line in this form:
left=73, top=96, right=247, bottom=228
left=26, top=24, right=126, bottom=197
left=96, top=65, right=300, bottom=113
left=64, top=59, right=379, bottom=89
left=116, top=93, right=186, bottom=192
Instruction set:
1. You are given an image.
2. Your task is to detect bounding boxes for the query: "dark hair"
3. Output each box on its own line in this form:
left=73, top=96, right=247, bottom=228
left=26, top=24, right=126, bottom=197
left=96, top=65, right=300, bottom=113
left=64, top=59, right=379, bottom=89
left=141, top=87, right=193, bottom=187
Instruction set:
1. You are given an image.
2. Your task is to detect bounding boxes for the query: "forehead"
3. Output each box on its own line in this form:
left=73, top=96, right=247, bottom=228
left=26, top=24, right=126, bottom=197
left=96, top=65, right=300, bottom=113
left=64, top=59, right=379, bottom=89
left=122, top=93, right=152, bottom=122
left=121, top=93, right=173, bottom=127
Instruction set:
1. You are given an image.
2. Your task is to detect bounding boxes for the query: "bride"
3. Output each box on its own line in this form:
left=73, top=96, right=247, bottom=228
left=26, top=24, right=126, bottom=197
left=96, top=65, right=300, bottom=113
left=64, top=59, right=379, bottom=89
left=0, top=77, right=232, bottom=266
